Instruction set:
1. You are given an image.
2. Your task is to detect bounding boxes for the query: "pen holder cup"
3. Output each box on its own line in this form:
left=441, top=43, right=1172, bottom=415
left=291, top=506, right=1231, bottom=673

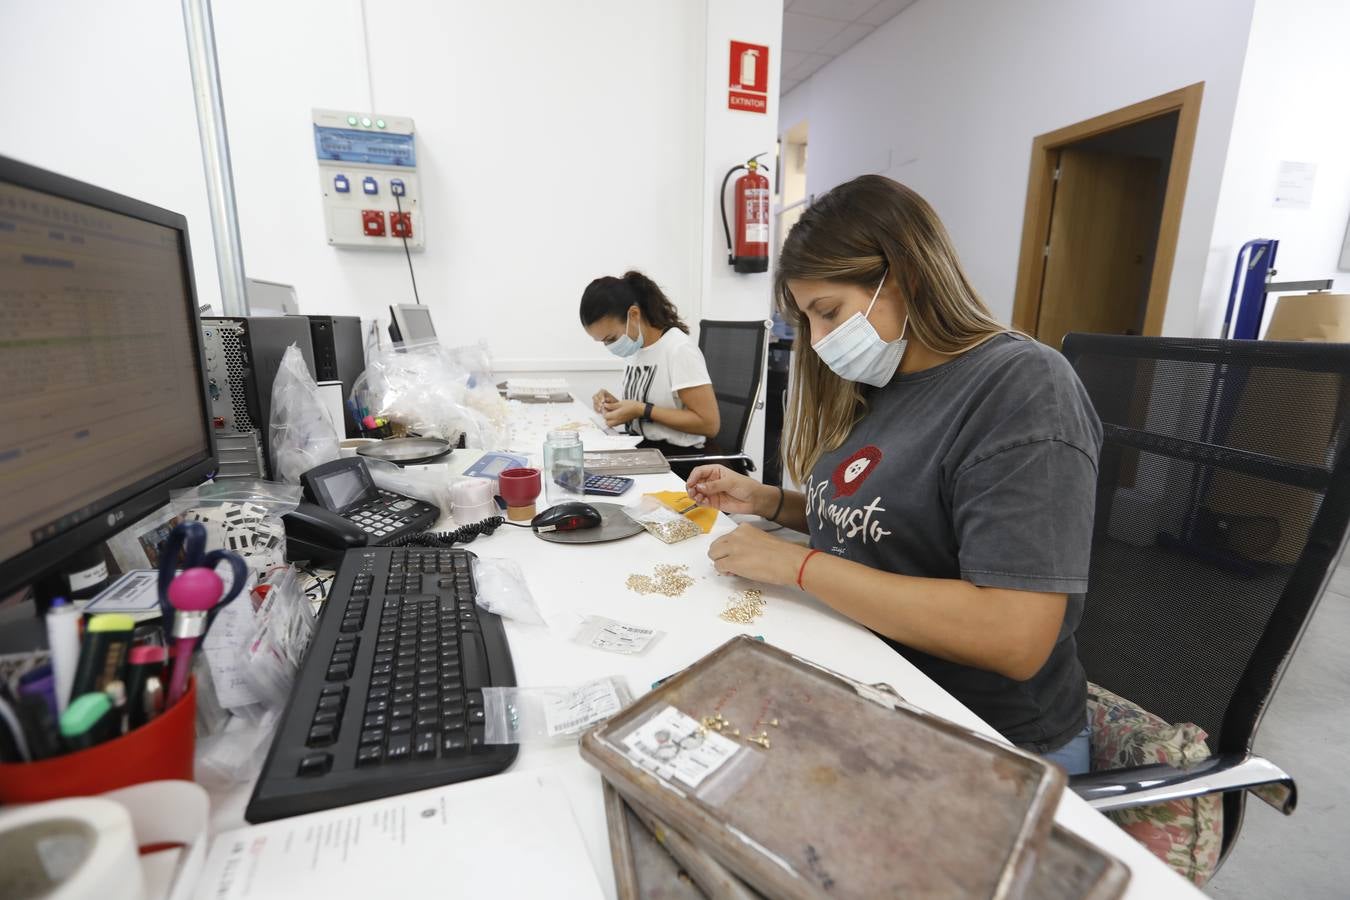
left=0, top=680, right=196, bottom=803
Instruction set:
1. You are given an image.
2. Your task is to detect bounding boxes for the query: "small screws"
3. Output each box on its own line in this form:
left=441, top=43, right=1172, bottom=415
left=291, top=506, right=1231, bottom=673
left=627, top=564, right=694, bottom=597
left=719, top=588, right=766, bottom=624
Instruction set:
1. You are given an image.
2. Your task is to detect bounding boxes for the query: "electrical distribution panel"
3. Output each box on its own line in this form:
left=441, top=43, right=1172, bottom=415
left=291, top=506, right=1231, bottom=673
left=312, top=108, right=424, bottom=250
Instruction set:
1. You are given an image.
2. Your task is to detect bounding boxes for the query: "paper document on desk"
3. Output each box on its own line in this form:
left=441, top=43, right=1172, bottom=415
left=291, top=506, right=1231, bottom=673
left=192, top=771, right=606, bottom=899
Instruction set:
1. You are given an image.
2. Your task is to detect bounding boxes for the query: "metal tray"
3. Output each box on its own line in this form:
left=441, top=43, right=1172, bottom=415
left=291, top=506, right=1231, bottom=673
left=580, top=636, right=1065, bottom=900
left=533, top=502, right=644, bottom=544
left=605, top=780, right=708, bottom=900
left=1027, top=826, right=1131, bottom=900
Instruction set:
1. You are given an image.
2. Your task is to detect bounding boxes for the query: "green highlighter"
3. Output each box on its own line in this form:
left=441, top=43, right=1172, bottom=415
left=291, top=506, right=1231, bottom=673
left=69, top=613, right=136, bottom=698
left=60, top=693, right=118, bottom=751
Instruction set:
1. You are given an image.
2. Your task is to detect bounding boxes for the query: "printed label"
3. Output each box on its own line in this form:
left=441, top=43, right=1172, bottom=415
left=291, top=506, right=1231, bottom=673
left=590, top=618, right=659, bottom=655
left=542, top=678, right=624, bottom=736
left=621, top=705, right=740, bottom=788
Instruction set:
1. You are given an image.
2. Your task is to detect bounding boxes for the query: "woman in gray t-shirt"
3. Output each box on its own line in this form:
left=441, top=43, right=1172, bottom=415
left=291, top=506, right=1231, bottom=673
left=686, top=175, right=1102, bottom=773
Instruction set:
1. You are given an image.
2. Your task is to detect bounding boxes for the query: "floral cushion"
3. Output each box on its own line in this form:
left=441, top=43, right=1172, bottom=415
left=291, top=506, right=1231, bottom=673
left=1086, top=682, right=1223, bottom=885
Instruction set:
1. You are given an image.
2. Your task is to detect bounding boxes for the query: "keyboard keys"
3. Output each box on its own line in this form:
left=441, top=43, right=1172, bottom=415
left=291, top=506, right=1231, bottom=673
left=307, top=723, right=336, bottom=746
left=387, top=734, right=411, bottom=760
left=415, top=731, right=438, bottom=757
left=461, top=637, right=489, bottom=690
left=442, top=733, right=467, bottom=753
left=298, top=752, right=332, bottom=776
left=357, top=744, right=383, bottom=766
left=360, top=728, right=384, bottom=745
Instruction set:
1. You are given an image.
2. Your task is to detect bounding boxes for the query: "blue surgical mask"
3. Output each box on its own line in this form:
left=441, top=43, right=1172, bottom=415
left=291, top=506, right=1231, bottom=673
left=606, top=307, right=643, bottom=358
left=811, top=271, right=907, bottom=387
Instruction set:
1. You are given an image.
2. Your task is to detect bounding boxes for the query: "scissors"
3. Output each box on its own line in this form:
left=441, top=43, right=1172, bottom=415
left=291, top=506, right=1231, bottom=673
left=156, top=521, right=249, bottom=642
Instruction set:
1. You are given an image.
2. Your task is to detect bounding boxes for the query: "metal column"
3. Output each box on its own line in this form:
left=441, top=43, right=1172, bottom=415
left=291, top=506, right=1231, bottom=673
left=182, top=0, right=249, bottom=316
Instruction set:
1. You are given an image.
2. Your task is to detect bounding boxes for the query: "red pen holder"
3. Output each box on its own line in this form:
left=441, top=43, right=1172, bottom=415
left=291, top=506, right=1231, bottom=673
left=0, top=680, right=196, bottom=803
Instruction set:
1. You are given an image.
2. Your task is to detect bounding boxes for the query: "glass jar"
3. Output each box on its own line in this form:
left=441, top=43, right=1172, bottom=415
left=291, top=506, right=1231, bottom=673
left=543, top=429, right=585, bottom=505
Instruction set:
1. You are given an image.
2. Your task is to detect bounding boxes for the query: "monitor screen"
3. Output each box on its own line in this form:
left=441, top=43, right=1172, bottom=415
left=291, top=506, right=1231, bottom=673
left=0, top=160, right=213, bottom=583
left=393, top=304, right=437, bottom=342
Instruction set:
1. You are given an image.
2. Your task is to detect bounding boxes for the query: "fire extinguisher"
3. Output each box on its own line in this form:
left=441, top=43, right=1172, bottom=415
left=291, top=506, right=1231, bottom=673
left=721, top=152, right=771, bottom=274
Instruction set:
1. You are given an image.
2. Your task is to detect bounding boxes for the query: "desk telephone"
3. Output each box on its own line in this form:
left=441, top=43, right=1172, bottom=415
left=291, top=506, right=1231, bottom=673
left=283, top=457, right=440, bottom=564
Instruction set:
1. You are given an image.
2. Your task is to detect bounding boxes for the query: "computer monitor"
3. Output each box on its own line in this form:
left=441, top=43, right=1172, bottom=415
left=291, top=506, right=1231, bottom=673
left=0, top=155, right=217, bottom=597
left=388, top=303, right=437, bottom=343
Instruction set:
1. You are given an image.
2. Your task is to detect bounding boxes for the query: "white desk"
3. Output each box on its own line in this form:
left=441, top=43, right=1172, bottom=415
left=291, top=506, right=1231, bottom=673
left=209, top=400, right=1203, bottom=899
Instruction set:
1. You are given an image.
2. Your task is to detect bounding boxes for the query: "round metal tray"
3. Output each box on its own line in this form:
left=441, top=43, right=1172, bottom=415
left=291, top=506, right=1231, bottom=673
left=534, top=502, right=644, bottom=544
left=356, top=437, right=453, bottom=466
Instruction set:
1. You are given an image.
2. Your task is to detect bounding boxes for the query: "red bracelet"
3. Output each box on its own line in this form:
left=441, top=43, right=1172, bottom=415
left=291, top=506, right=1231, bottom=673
left=796, top=549, right=821, bottom=590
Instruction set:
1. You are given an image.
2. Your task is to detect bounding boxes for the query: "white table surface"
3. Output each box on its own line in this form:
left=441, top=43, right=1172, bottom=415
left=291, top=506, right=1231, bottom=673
left=207, top=400, right=1202, bottom=899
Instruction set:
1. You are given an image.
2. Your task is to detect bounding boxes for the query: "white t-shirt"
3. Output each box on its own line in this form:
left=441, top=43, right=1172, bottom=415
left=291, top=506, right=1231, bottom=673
left=620, top=328, right=712, bottom=448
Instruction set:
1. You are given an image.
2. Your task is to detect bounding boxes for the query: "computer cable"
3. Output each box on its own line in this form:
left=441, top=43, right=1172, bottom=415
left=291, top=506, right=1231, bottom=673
left=385, top=516, right=530, bottom=548
left=393, top=192, right=422, bottom=306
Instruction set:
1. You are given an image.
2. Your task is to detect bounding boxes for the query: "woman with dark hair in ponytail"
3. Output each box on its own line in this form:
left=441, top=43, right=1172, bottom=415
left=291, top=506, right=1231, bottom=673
left=579, top=271, right=720, bottom=477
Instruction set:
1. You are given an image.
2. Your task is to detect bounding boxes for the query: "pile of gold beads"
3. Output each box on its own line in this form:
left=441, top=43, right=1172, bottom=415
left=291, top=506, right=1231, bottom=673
left=640, top=516, right=702, bottom=544
left=626, top=563, right=695, bottom=597
left=718, top=588, right=766, bottom=624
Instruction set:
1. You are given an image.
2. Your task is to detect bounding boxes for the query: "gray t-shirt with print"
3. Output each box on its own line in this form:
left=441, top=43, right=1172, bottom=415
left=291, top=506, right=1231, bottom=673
left=805, top=333, right=1102, bottom=752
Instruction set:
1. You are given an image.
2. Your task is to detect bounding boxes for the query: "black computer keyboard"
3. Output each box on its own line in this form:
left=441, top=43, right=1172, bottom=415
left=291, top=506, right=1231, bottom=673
left=246, top=546, right=518, bottom=822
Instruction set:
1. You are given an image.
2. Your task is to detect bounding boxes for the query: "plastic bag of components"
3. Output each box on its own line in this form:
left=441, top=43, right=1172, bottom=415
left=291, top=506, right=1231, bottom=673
left=270, top=343, right=342, bottom=482
left=168, top=478, right=303, bottom=574
left=482, top=676, right=630, bottom=745
left=366, top=456, right=454, bottom=518
left=571, top=614, right=665, bottom=655
left=624, top=496, right=703, bottom=544
left=355, top=339, right=510, bottom=449
left=471, top=557, right=547, bottom=627
left=240, top=565, right=316, bottom=705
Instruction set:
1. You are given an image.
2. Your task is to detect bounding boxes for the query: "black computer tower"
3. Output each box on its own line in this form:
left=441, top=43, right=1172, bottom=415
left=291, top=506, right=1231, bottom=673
left=202, top=316, right=317, bottom=478
left=300, top=315, right=365, bottom=438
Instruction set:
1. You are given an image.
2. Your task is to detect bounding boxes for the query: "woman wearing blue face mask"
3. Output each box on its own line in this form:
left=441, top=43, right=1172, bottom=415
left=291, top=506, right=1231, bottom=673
left=686, top=176, right=1102, bottom=775
left=580, top=271, right=720, bottom=477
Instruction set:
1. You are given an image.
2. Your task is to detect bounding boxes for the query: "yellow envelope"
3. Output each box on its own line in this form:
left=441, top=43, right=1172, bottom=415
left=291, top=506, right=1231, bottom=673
left=645, top=490, right=718, bottom=533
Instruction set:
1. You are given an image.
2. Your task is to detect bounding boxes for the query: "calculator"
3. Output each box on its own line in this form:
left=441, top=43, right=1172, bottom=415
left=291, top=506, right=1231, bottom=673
left=584, top=474, right=635, bottom=496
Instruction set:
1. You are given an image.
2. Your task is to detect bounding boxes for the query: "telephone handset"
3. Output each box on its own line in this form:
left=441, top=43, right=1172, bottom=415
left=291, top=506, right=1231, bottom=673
left=282, top=457, right=440, bottom=564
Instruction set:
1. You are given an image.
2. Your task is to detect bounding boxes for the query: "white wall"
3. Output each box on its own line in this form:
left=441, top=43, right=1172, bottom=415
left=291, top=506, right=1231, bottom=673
left=212, top=0, right=707, bottom=375
left=1200, top=0, right=1350, bottom=337
left=778, top=0, right=1257, bottom=337
left=0, top=0, right=223, bottom=311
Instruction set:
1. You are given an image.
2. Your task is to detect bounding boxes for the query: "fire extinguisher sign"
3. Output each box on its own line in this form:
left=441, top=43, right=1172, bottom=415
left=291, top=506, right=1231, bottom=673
left=728, top=41, right=769, bottom=114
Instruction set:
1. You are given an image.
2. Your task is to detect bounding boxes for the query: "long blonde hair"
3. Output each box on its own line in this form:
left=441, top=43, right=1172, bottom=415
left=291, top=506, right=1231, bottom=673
left=777, top=175, right=1007, bottom=483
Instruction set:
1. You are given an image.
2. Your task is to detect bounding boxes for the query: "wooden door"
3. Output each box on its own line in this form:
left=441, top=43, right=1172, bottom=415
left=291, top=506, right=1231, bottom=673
left=1035, top=148, right=1164, bottom=348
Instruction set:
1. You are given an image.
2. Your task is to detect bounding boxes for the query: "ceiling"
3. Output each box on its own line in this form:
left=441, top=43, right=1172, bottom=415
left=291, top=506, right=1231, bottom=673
left=781, top=0, right=917, bottom=96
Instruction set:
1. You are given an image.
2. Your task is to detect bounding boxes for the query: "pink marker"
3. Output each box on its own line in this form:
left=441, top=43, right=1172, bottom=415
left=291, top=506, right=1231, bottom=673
left=166, top=567, right=225, bottom=706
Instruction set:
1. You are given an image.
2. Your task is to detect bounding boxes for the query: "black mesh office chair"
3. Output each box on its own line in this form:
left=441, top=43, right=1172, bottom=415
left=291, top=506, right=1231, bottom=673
left=667, top=319, right=771, bottom=476
left=1061, top=333, right=1350, bottom=870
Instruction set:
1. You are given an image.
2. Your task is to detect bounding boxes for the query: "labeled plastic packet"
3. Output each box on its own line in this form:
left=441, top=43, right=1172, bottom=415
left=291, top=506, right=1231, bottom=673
left=482, top=676, right=631, bottom=745
left=572, top=615, right=665, bottom=656
left=471, top=557, right=547, bottom=627
left=624, top=496, right=702, bottom=544
left=168, top=478, right=303, bottom=575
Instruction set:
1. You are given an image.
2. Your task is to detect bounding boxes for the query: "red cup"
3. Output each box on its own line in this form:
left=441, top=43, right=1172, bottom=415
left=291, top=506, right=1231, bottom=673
left=0, top=680, right=196, bottom=803
left=499, top=467, right=542, bottom=508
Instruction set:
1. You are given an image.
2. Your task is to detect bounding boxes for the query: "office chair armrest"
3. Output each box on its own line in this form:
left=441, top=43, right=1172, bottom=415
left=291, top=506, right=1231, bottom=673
left=664, top=452, right=757, bottom=473
left=1069, top=752, right=1296, bottom=815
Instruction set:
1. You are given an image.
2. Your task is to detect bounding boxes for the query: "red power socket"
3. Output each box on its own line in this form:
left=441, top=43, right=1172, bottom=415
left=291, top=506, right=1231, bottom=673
left=390, top=212, right=413, bottom=238
left=361, top=209, right=386, bottom=237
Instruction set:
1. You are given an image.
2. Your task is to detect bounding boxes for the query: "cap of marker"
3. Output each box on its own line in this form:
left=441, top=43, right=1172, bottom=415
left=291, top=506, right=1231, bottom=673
left=87, top=613, right=136, bottom=633
left=128, top=645, right=168, bottom=665
left=60, top=692, right=112, bottom=738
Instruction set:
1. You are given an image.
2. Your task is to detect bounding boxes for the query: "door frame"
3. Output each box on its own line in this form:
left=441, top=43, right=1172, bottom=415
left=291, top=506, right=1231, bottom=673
left=1011, top=82, right=1204, bottom=338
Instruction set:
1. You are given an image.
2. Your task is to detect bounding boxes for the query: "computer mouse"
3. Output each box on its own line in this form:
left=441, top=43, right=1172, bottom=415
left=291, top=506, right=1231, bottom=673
left=531, top=501, right=603, bottom=533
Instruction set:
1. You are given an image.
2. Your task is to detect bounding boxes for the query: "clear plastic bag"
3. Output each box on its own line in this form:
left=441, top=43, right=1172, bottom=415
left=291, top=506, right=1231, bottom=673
left=353, top=339, right=510, bottom=449
left=624, top=496, right=703, bottom=544
left=571, top=615, right=665, bottom=655
left=482, top=676, right=630, bottom=745
left=269, top=343, right=341, bottom=482
left=471, top=557, right=546, bottom=627
left=367, top=457, right=454, bottom=518
left=168, top=478, right=302, bottom=574
left=240, top=565, right=316, bottom=704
